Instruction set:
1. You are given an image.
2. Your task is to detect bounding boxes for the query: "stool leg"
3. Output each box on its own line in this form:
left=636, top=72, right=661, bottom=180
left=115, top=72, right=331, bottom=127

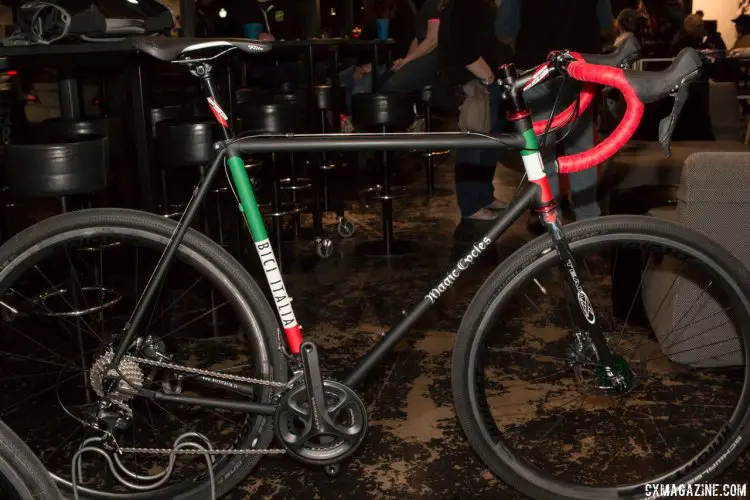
left=313, top=110, right=327, bottom=234
left=381, top=129, right=394, bottom=255
left=271, top=153, right=285, bottom=272
left=215, top=193, right=225, bottom=249
left=161, top=169, right=170, bottom=216
left=356, top=125, right=416, bottom=257
left=313, top=165, right=324, bottom=236
left=199, top=167, right=220, bottom=338
left=289, top=153, right=301, bottom=240
left=59, top=195, right=93, bottom=402
left=425, top=102, right=435, bottom=198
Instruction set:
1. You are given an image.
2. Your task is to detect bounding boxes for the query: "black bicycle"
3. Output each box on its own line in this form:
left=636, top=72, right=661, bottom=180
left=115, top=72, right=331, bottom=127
left=0, top=35, right=748, bottom=500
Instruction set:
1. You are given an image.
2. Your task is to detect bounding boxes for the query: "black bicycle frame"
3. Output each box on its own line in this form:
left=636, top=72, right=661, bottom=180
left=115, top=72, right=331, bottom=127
left=116, top=60, right=617, bottom=414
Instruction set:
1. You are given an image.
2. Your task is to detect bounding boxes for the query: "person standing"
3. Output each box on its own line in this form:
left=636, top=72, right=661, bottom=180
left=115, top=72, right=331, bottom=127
left=235, top=0, right=307, bottom=90
left=496, top=0, right=614, bottom=232
left=440, top=0, right=513, bottom=224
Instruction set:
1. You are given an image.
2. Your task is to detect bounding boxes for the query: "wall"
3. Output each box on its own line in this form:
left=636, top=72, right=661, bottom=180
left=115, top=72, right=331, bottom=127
left=693, top=0, right=739, bottom=48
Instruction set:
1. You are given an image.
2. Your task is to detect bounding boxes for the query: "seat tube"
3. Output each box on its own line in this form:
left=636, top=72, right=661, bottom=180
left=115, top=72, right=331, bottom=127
left=498, top=64, right=557, bottom=224
left=226, top=150, right=304, bottom=354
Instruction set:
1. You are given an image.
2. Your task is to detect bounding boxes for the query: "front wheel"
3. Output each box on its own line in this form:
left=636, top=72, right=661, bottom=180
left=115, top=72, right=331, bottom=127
left=453, top=215, right=750, bottom=499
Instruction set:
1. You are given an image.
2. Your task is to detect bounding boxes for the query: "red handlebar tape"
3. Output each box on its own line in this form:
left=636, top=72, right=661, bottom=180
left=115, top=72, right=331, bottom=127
left=556, top=62, right=643, bottom=173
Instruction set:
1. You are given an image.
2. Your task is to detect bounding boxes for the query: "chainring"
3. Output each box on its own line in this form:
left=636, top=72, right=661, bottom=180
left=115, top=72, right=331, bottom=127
left=274, top=379, right=367, bottom=465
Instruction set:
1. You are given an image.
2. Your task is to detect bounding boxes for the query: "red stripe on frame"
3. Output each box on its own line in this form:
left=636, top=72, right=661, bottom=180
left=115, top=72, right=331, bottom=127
left=207, top=97, right=229, bottom=128
left=285, top=325, right=303, bottom=354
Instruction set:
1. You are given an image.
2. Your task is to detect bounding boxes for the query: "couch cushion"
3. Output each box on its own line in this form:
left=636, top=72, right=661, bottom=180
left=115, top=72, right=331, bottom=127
left=600, top=140, right=750, bottom=193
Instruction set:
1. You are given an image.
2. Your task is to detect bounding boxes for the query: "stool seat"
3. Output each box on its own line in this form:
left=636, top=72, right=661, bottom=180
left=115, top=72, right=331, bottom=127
left=6, top=135, right=110, bottom=197
left=236, top=88, right=262, bottom=105
left=38, top=117, right=124, bottom=158
left=352, top=92, right=414, bottom=129
left=314, top=85, right=346, bottom=111
left=155, top=120, right=221, bottom=168
left=264, top=91, right=307, bottom=107
left=238, top=102, right=305, bottom=134
left=39, top=116, right=122, bottom=139
left=151, top=105, right=189, bottom=137
left=185, top=97, right=212, bottom=119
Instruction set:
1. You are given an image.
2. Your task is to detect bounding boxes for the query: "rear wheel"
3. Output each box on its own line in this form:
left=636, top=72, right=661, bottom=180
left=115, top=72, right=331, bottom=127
left=0, top=419, right=61, bottom=500
left=453, top=215, right=750, bottom=499
left=0, top=209, right=287, bottom=499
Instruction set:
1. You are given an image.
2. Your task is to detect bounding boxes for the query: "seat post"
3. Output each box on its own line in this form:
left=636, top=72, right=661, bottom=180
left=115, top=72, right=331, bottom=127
left=190, top=63, right=232, bottom=141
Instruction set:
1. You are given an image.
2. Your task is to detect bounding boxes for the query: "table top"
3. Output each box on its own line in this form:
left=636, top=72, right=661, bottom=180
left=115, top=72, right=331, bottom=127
left=0, top=39, right=137, bottom=57
left=0, top=37, right=394, bottom=58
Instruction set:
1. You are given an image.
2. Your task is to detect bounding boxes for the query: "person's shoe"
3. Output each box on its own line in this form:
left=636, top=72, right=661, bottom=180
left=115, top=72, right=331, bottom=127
left=467, top=208, right=499, bottom=221
left=340, top=113, right=355, bottom=133
left=407, top=117, right=426, bottom=133
left=485, top=199, right=508, bottom=211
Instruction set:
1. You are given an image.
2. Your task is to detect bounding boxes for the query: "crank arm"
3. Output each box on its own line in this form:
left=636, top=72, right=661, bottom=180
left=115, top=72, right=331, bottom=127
left=300, top=342, right=340, bottom=433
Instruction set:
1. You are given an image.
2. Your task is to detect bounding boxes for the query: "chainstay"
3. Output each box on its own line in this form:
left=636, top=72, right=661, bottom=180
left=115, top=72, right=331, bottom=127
left=126, top=355, right=287, bottom=388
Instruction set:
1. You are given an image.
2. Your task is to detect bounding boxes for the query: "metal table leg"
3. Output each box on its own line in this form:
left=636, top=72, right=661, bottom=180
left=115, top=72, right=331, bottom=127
left=128, top=59, right=153, bottom=212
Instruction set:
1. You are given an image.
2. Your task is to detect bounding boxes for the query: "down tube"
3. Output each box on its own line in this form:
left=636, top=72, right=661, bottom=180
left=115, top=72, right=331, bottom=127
left=343, top=184, right=538, bottom=389
left=226, top=155, right=304, bottom=354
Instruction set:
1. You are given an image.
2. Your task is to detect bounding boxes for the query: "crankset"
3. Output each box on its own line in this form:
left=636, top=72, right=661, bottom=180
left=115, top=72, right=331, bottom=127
left=274, top=342, right=367, bottom=473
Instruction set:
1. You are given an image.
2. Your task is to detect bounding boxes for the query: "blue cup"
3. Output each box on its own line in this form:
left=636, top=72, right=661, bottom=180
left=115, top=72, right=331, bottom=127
left=244, top=23, right=263, bottom=40
left=375, top=18, right=390, bottom=40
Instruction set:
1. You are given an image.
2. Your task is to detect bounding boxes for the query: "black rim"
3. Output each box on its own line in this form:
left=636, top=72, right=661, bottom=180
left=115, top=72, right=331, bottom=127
left=465, top=231, right=750, bottom=497
left=0, top=224, right=276, bottom=499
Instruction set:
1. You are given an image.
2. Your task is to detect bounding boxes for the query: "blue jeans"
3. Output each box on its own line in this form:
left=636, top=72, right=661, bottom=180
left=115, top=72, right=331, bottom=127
left=454, top=84, right=505, bottom=218
left=338, top=51, right=441, bottom=113
left=380, top=50, right=441, bottom=93
left=524, top=79, right=600, bottom=220
left=338, top=64, right=388, bottom=113
left=248, top=61, right=305, bottom=91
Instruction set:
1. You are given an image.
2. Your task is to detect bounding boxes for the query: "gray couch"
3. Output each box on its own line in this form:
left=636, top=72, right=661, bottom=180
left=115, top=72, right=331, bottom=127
left=601, top=81, right=750, bottom=211
left=641, top=152, right=748, bottom=367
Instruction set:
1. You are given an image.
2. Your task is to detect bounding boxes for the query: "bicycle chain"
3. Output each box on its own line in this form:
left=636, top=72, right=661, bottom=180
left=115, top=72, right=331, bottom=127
left=113, top=355, right=288, bottom=456
left=117, top=447, right=286, bottom=456
left=126, top=355, right=288, bottom=388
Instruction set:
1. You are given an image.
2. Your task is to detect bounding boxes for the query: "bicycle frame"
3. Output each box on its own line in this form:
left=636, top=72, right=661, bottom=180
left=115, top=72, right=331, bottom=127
left=111, top=60, right=617, bottom=414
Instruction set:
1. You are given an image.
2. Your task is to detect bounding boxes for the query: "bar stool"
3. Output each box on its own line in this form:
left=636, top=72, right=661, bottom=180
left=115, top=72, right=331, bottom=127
left=421, top=86, right=451, bottom=198
left=154, top=119, right=227, bottom=337
left=266, top=92, right=312, bottom=235
left=4, top=135, right=119, bottom=353
left=37, top=117, right=126, bottom=205
left=239, top=98, right=316, bottom=268
left=5, top=133, right=110, bottom=208
left=352, top=92, right=419, bottom=256
left=154, top=119, right=224, bottom=231
left=151, top=105, right=191, bottom=217
left=313, top=84, right=356, bottom=240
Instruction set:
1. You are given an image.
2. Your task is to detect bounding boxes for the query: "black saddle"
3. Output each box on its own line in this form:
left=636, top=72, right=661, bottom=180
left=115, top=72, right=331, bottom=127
left=132, top=36, right=270, bottom=62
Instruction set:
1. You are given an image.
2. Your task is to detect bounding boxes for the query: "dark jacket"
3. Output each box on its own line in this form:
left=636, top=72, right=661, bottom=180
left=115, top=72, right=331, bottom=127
left=235, top=1, right=304, bottom=41
left=438, top=0, right=511, bottom=85
left=514, top=0, right=602, bottom=69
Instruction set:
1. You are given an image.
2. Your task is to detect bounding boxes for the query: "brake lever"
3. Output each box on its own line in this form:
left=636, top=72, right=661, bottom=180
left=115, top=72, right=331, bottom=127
left=658, top=69, right=700, bottom=157
left=620, top=50, right=641, bottom=69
